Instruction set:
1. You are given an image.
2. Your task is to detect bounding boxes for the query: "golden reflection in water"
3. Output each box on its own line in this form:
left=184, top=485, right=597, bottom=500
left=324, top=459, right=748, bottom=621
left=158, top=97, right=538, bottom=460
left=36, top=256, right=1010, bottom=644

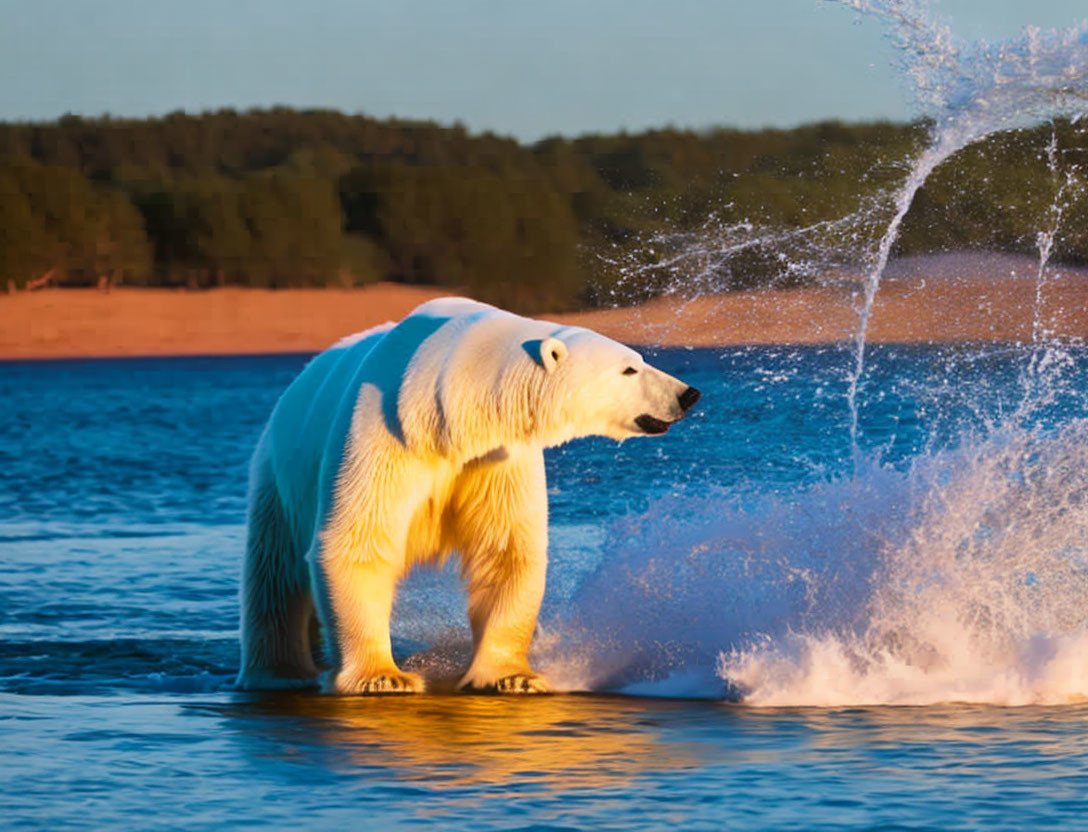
left=224, top=692, right=704, bottom=792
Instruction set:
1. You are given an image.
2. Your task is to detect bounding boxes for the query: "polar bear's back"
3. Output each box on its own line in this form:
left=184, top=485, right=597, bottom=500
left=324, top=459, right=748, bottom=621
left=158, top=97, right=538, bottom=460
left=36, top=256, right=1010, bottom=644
left=262, top=303, right=487, bottom=515
left=262, top=322, right=395, bottom=549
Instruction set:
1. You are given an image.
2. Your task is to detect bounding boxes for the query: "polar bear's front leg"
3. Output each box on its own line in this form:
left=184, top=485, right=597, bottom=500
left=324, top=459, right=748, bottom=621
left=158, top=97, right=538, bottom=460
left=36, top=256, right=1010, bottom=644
left=321, top=554, right=424, bottom=695
left=454, top=453, right=552, bottom=694
left=458, top=544, right=551, bottom=694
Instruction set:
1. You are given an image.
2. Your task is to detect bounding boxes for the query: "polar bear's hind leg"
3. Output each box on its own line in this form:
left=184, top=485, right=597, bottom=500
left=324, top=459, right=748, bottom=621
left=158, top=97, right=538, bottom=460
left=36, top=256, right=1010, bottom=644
left=237, top=458, right=320, bottom=690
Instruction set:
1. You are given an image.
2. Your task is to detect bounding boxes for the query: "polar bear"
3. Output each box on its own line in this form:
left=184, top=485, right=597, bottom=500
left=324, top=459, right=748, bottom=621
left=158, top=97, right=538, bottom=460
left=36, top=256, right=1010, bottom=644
left=237, top=297, right=700, bottom=694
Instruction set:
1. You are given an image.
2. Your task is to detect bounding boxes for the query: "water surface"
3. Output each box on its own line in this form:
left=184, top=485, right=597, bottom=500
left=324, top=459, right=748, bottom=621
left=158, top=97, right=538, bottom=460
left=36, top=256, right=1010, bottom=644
left=3, top=347, right=1088, bottom=828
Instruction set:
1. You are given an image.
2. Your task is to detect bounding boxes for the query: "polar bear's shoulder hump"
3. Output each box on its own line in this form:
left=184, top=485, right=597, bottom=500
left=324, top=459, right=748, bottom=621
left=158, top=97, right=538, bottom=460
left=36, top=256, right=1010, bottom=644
left=329, top=321, right=396, bottom=351
left=407, top=296, right=503, bottom=322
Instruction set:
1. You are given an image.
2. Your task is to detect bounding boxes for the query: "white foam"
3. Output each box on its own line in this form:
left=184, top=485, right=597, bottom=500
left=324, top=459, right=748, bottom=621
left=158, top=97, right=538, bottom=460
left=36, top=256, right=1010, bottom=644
left=541, top=421, right=1088, bottom=706
left=722, top=421, right=1088, bottom=706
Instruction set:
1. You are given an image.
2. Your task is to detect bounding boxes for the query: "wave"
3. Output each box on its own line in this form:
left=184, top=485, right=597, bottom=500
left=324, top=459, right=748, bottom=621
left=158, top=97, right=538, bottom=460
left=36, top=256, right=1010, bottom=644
left=542, top=420, right=1088, bottom=706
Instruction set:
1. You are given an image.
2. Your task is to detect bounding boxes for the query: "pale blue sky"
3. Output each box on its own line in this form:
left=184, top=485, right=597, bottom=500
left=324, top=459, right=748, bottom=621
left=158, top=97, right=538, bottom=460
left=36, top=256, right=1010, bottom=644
left=1, top=1, right=1085, bottom=140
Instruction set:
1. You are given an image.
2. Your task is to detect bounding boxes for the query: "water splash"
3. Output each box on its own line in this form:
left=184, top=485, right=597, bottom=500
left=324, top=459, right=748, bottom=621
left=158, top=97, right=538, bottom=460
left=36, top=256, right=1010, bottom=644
left=721, top=420, right=1088, bottom=706
left=602, top=1, right=1088, bottom=453
left=538, top=417, right=1088, bottom=705
left=561, top=1, right=1088, bottom=706
left=1021, top=124, right=1084, bottom=410
left=721, top=0, right=1088, bottom=703
left=843, top=0, right=1088, bottom=455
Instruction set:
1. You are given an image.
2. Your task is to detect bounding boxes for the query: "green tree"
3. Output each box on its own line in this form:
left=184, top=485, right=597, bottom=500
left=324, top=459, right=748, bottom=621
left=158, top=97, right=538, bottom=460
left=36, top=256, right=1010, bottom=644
left=0, top=172, right=55, bottom=289
left=240, top=173, right=342, bottom=287
left=342, top=161, right=580, bottom=310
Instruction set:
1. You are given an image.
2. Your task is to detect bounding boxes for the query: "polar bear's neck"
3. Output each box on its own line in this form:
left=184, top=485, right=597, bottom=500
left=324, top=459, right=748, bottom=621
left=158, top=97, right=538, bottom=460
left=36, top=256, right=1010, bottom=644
left=393, top=320, right=561, bottom=460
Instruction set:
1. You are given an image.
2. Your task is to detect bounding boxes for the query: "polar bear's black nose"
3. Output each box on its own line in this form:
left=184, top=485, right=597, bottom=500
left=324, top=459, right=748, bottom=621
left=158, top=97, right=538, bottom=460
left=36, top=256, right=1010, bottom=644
left=678, top=386, right=701, bottom=413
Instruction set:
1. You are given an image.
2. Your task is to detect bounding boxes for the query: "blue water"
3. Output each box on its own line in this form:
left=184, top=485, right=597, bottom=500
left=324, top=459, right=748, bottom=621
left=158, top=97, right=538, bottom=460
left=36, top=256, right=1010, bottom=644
left=4, top=345, right=1088, bottom=829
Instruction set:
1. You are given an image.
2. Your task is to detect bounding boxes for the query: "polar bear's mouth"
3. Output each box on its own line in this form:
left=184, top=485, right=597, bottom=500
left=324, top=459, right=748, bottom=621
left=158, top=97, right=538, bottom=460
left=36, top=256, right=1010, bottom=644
left=635, top=414, right=672, bottom=435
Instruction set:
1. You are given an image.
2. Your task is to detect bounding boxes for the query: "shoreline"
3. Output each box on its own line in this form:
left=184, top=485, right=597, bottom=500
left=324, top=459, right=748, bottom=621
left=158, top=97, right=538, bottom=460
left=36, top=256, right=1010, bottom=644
left=4, top=274, right=1088, bottom=360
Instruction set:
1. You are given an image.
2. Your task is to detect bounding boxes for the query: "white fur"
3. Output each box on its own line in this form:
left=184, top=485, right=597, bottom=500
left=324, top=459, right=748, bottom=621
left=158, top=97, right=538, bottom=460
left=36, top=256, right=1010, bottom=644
left=237, top=298, right=692, bottom=694
left=329, top=322, right=395, bottom=350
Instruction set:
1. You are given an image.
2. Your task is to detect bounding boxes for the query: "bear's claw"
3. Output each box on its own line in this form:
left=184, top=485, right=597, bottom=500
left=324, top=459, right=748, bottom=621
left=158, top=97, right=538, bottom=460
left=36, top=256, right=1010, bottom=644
left=496, top=673, right=552, bottom=694
left=335, top=670, right=425, bottom=695
left=460, top=672, right=552, bottom=695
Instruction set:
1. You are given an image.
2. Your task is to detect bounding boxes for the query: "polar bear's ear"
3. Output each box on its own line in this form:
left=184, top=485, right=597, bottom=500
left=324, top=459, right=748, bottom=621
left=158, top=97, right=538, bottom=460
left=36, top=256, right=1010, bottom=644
left=540, top=337, right=568, bottom=374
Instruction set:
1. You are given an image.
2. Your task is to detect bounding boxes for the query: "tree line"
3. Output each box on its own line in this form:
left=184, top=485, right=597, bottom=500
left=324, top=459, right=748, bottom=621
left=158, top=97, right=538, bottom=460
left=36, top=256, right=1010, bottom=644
left=1, top=108, right=1086, bottom=311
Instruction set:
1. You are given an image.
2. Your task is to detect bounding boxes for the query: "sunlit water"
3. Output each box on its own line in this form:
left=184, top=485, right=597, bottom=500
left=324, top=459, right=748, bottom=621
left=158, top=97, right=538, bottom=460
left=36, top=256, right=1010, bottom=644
left=6, top=1, right=1088, bottom=827
left=4, top=347, right=1088, bottom=829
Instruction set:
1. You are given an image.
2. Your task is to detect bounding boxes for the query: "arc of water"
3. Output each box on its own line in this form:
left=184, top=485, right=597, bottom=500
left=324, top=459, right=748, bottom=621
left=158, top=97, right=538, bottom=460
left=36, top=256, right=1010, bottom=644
left=600, top=1, right=1088, bottom=464
left=1029, top=128, right=1074, bottom=356
left=846, top=140, right=950, bottom=456
left=839, top=0, right=1088, bottom=461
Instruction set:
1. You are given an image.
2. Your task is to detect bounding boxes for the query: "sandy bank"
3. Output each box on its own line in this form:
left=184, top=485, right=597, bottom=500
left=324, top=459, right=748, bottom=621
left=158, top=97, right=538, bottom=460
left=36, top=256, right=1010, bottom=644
left=3, top=272, right=1088, bottom=359
left=560, top=274, right=1088, bottom=347
left=1, top=284, right=452, bottom=360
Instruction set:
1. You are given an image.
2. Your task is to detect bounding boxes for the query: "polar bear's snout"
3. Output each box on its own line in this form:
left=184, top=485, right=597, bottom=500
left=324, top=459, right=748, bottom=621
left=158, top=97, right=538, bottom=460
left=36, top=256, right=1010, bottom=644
left=634, top=382, right=701, bottom=435
left=679, top=385, right=701, bottom=413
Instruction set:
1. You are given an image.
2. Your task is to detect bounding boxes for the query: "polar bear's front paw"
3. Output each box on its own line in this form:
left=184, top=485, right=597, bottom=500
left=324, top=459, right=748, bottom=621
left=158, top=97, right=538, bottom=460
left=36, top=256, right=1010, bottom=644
left=334, top=668, right=425, bottom=695
left=495, top=673, right=552, bottom=694
left=459, top=671, right=552, bottom=695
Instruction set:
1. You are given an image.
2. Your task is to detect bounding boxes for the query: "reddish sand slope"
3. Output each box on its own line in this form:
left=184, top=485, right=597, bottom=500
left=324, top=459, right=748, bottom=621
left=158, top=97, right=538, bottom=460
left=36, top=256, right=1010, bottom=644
left=560, top=276, right=1088, bottom=346
left=3, top=275, right=1088, bottom=359
left=1, top=284, right=452, bottom=359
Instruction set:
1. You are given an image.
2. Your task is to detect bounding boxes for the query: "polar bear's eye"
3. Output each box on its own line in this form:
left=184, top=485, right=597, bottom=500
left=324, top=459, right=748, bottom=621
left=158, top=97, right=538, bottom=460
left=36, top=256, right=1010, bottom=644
left=623, top=367, right=638, bottom=376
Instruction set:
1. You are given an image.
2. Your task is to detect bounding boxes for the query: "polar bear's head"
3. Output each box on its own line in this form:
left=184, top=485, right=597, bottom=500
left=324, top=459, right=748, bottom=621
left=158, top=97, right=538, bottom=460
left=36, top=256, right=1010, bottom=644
left=530, top=328, right=700, bottom=445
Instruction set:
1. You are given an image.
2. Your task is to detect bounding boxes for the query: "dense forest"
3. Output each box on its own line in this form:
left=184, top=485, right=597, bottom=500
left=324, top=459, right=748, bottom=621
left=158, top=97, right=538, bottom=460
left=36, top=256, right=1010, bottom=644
left=1, top=109, right=1086, bottom=311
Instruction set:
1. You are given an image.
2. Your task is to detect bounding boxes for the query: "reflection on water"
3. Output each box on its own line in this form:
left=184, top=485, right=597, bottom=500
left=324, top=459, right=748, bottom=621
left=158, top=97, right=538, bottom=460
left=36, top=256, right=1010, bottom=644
left=173, top=693, right=1088, bottom=828
left=208, top=693, right=705, bottom=793
left=5, top=668, right=1088, bottom=827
